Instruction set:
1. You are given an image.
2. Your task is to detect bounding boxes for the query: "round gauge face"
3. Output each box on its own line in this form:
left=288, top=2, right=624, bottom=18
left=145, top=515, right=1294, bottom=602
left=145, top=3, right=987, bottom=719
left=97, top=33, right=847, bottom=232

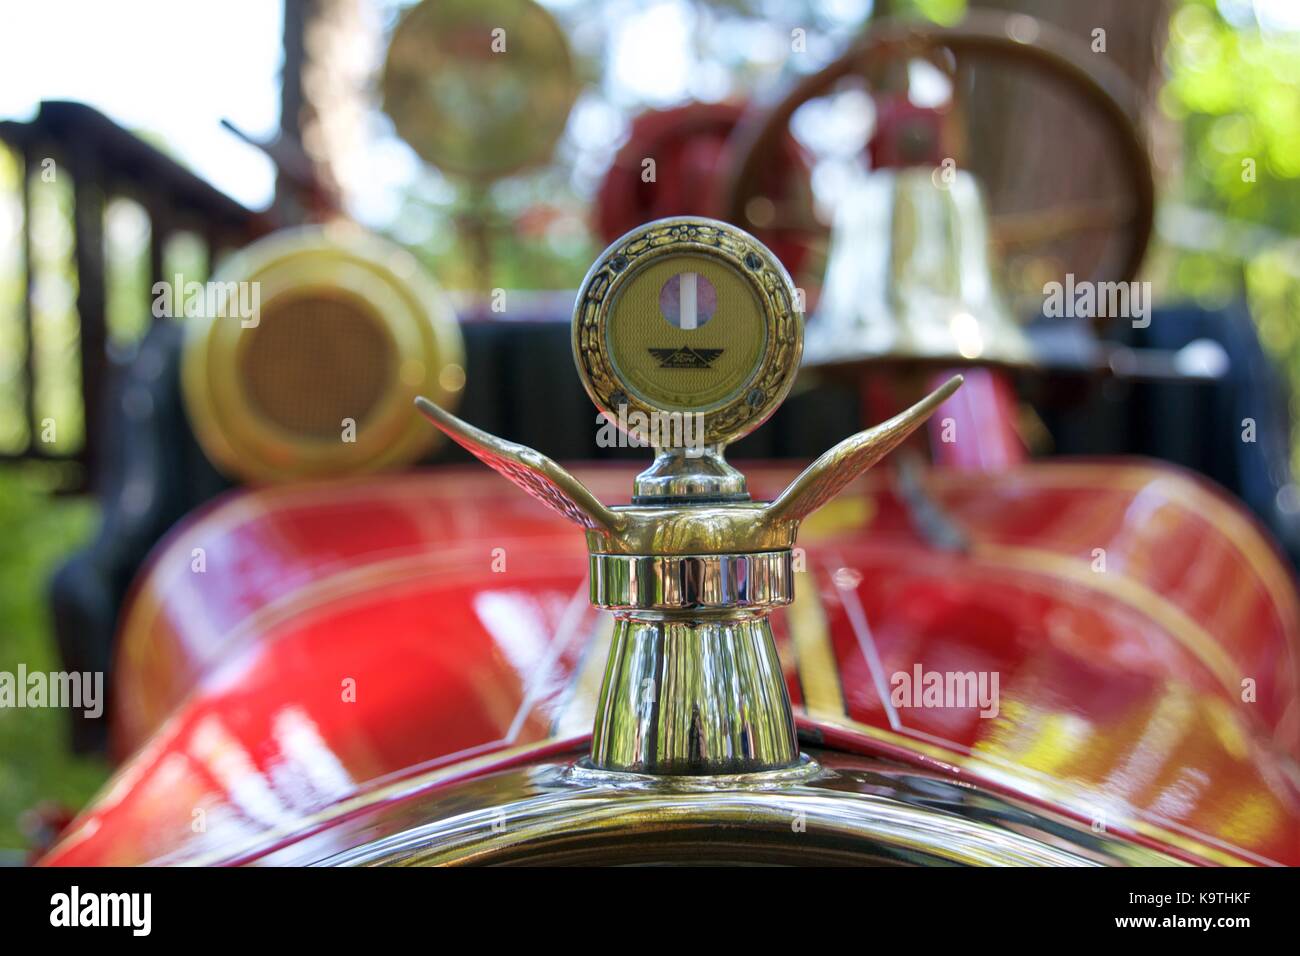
left=573, top=218, right=803, bottom=449
left=381, top=0, right=578, bottom=181
left=605, top=255, right=767, bottom=413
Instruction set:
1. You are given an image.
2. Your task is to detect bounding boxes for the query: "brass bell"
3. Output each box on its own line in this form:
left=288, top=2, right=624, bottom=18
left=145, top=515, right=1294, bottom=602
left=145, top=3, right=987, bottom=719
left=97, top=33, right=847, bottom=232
left=806, top=167, right=1032, bottom=368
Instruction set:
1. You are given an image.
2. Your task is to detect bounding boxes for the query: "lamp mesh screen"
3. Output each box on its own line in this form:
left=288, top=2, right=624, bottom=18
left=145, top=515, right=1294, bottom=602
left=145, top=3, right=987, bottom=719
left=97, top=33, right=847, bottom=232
left=238, top=293, right=394, bottom=439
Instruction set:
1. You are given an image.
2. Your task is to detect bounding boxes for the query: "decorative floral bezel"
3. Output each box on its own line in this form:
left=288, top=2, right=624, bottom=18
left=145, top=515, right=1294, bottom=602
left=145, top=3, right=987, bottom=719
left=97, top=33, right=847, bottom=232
left=571, top=217, right=804, bottom=449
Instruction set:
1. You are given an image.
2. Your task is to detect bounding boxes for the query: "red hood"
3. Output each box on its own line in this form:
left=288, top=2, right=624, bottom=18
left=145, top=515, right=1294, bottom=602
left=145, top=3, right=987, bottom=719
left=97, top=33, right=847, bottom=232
left=42, top=459, right=1300, bottom=866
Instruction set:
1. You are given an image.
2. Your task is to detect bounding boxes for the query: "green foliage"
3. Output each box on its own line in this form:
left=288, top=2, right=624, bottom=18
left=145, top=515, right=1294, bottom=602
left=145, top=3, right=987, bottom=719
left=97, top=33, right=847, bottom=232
left=1161, top=0, right=1300, bottom=468
left=0, top=145, right=28, bottom=454
left=892, top=0, right=967, bottom=26
left=0, top=465, right=106, bottom=852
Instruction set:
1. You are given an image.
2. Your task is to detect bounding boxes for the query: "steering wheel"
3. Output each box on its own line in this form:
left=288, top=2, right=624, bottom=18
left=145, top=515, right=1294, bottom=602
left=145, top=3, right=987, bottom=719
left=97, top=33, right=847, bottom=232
left=722, top=11, right=1155, bottom=312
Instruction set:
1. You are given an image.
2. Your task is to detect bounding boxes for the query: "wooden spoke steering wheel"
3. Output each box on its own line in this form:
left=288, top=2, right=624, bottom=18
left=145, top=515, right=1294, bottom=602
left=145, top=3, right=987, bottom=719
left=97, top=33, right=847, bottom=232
left=722, top=11, right=1155, bottom=313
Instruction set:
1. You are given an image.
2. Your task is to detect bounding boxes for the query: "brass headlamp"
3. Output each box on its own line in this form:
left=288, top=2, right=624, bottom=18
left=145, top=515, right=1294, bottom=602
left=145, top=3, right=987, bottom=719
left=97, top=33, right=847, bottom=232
left=417, top=217, right=960, bottom=775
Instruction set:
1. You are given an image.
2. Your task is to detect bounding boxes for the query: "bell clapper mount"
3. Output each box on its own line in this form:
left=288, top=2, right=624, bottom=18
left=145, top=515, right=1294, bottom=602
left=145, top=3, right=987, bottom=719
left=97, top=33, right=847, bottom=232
left=416, top=216, right=962, bottom=775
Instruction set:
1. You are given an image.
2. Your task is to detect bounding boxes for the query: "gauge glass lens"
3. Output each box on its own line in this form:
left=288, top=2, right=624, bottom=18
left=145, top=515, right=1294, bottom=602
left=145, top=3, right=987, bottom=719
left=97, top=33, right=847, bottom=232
left=605, top=254, right=767, bottom=412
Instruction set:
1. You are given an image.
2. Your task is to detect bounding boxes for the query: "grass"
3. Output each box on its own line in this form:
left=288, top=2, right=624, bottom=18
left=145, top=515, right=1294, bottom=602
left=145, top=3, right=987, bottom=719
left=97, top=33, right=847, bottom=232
left=0, top=465, right=108, bottom=852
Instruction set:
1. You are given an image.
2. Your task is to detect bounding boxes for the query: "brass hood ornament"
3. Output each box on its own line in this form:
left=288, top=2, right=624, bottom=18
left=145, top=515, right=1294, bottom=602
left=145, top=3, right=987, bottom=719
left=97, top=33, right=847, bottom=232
left=417, top=217, right=961, bottom=775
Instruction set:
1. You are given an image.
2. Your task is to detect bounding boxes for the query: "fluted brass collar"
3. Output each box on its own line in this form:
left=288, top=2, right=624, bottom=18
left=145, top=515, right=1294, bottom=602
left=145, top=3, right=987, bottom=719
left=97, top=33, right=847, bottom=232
left=590, top=551, right=793, bottom=612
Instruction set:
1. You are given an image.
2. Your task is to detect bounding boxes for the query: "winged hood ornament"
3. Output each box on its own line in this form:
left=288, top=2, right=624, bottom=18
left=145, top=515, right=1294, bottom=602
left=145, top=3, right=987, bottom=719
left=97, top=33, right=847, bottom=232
left=418, top=217, right=961, bottom=774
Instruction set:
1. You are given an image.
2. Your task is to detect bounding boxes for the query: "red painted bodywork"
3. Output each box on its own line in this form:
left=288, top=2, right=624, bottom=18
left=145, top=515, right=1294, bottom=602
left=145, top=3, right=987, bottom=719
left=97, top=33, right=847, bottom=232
left=928, top=368, right=1027, bottom=470
left=41, top=460, right=1300, bottom=866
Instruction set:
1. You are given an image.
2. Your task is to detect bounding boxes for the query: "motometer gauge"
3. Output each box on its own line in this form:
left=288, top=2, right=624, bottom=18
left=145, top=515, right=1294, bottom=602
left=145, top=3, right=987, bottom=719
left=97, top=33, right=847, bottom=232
left=573, top=217, right=804, bottom=502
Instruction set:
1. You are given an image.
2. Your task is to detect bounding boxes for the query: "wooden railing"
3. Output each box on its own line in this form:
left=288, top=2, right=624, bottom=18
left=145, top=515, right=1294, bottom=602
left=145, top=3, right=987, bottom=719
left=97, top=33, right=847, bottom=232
left=0, top=101, right=267, bottom=491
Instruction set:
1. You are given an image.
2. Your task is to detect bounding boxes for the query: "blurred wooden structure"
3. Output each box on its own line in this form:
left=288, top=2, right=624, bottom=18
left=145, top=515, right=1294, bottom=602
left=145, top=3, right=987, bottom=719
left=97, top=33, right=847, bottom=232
left=0, top=102, right=264, bottom=490
left=0, top=1, right=358, bottom=491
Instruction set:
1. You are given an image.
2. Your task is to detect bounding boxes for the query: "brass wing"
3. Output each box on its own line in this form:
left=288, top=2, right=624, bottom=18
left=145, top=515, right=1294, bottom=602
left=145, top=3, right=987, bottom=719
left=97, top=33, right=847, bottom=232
left=414, top=397, right=621, bottom=539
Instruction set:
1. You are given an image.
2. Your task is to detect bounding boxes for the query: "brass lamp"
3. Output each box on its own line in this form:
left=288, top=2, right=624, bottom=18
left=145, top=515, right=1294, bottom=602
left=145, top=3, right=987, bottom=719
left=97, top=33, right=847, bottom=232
left=417, top=217, right=960, bottom=775
left=183, top=225, right=465, bottom=484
